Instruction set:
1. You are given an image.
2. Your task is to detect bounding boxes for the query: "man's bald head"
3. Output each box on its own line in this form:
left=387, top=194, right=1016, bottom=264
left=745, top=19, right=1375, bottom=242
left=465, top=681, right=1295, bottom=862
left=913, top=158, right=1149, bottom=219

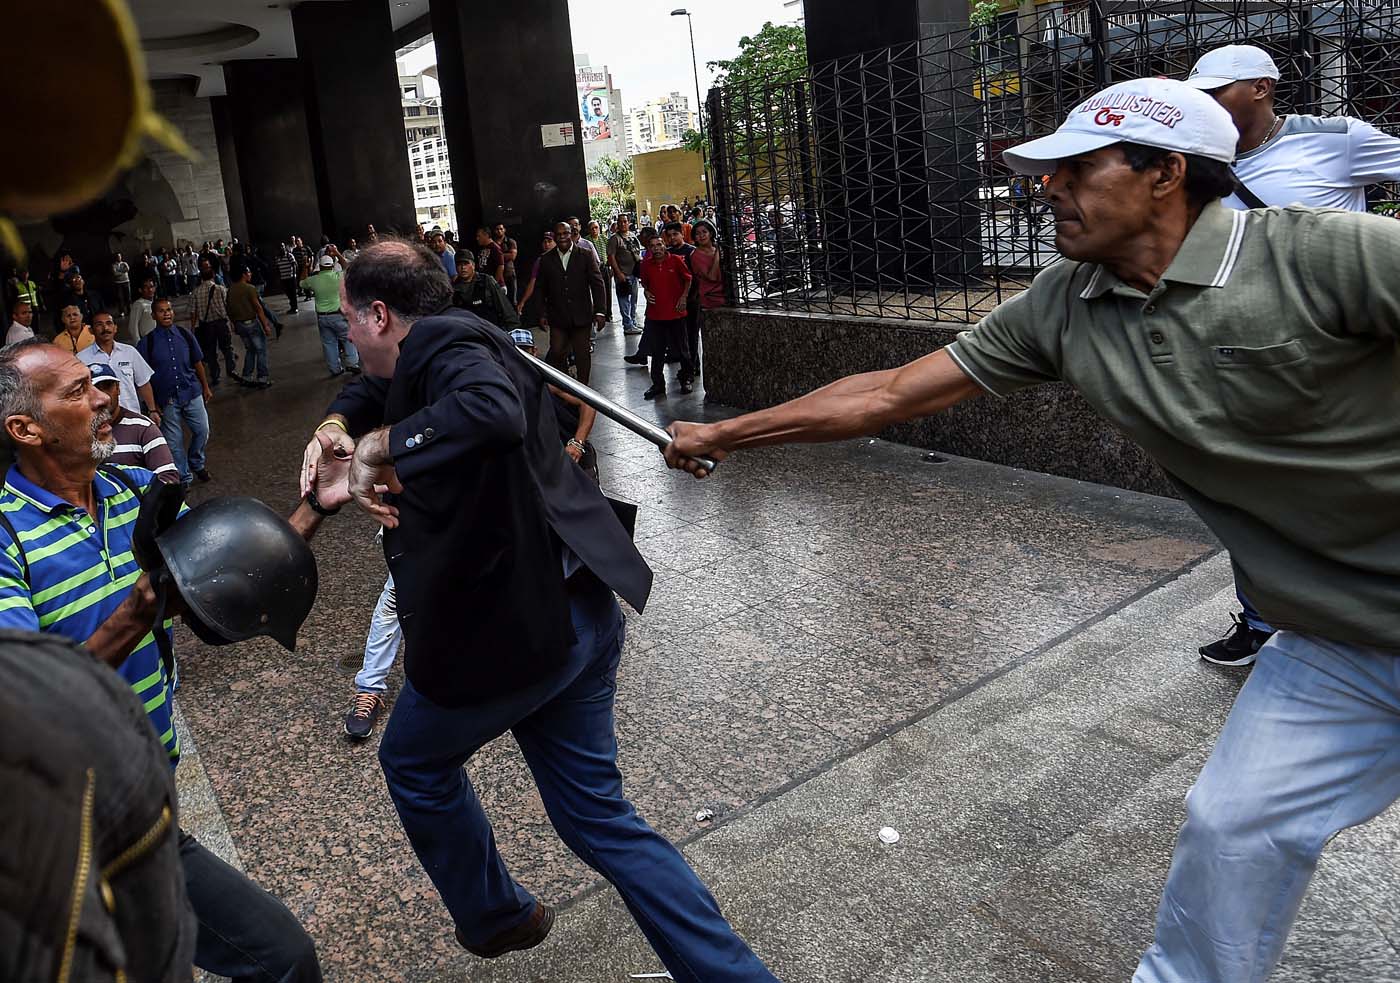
left=342, top=238, right=452, bottom=323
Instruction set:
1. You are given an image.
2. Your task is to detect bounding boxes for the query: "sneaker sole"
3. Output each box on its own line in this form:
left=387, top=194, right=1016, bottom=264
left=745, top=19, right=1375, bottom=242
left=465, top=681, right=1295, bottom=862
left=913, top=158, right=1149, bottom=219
left=1198, top=649, right=1257, bottom=668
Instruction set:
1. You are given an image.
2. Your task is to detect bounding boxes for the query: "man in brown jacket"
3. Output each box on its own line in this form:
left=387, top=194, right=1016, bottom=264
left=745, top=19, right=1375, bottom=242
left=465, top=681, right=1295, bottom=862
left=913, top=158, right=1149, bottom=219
left=534, top=221, right=605, bottom=384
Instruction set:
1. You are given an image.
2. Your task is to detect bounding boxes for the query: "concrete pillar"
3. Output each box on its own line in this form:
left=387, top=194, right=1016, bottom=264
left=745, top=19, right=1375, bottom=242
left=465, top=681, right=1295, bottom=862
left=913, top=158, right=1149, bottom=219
left=429, top=0, right=588, bottom=273
left=292, top=0, right=417, bottom=242
left=221, top=60, right=323, bottom=253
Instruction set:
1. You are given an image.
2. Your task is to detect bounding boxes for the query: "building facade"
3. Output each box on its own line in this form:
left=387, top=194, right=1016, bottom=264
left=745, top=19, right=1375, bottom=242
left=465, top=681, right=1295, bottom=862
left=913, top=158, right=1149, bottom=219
left=398, top=69, right=455, bottom=226
left=625, top=93, right=700, bottom=155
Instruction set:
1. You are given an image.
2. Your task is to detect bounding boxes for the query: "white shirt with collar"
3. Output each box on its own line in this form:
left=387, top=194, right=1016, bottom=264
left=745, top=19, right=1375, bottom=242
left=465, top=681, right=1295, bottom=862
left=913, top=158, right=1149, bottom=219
left=6, top=321, right=34, bottom=345
left=78, top=341, right=155, bottom=414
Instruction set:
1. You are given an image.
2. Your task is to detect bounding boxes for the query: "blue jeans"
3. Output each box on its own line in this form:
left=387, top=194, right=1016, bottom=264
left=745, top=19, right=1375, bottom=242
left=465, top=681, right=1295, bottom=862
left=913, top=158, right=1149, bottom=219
left=160, top=395, right=209, bottom=483
left=234, top=318, right=269, bottom=382
left=316, top=313, right=359, bottom=373
left=616, top=274, right=639, bottom=330
left=182, top=831, right=321, bottom=982
left=378, top=583, right=776, bottom=983
left=1237, top=586, right=1275, bottom=634
left=356, top=575, right=402, bottom=693
left=1136, top=631, right=1400, bottom=982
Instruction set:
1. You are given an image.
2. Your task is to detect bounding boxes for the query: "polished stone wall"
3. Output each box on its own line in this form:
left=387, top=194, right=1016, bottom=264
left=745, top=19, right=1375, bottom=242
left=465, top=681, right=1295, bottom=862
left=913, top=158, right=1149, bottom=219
left=701, top=307, right=1177, bottom=497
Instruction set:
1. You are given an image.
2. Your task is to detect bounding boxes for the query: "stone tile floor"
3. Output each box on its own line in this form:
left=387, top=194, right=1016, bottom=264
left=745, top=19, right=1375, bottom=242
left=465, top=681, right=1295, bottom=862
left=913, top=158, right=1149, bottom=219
left=169, top=294, right=1396, bottom=981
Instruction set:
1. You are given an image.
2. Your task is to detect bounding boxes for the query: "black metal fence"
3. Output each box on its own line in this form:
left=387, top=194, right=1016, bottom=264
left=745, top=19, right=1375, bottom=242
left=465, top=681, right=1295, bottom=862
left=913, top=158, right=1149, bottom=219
left=707, top=1, right=1400, bottom=323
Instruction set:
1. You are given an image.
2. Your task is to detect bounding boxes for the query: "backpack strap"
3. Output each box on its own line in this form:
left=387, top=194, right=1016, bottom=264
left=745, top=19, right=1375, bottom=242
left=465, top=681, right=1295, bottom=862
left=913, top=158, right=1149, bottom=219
left=0, top=507, right=28, bottom=585
left=1232, top=177, right=1269, bottom=209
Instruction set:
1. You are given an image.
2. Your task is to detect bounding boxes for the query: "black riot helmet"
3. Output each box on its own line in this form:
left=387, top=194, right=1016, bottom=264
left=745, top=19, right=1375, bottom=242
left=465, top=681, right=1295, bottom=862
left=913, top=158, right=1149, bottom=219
left=155, top=497, right=317, bottom=651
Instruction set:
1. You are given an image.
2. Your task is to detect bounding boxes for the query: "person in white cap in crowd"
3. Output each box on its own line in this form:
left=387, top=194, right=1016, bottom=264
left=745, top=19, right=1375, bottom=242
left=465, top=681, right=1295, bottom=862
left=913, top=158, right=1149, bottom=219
left=299, top=246, right=360, bottom=377
left=1181, top=43, right=1400, bottom=667
left=87, top=362, right=180, bottom=483
left=1185, top=43, right=1400, bottom=213
left=664, top=75, right=1400, bottom=983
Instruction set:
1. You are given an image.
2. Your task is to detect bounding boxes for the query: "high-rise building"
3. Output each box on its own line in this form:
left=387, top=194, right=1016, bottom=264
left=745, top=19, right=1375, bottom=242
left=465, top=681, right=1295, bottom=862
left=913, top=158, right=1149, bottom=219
left=624, top=93, right=700, bottom=155
left=397, top=42, right=455, bottom=227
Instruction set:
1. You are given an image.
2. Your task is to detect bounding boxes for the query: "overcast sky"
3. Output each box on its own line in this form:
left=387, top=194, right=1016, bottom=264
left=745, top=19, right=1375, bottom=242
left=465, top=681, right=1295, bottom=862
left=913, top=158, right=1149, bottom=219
left=568, top=0, right=802, bottom=106
left=399, top=0, right=802, bottom=111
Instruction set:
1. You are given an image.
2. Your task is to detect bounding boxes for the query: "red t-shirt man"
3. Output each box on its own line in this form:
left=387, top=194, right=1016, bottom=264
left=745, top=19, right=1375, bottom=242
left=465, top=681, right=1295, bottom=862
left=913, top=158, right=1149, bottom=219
left=638, top=240, right=694, bottom=397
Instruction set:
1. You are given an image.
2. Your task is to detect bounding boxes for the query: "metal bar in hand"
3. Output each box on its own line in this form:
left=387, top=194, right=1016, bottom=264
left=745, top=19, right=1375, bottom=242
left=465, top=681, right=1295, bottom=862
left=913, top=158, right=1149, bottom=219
left=513, top=346, right=720, bottom=474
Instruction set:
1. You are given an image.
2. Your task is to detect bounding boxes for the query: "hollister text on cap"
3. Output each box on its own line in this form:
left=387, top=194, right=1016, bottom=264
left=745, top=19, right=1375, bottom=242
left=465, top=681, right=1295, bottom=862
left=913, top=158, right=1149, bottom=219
left=1184, top=44, right=1281, bottom=90
left=1002, top=77, right=1238, bottom=175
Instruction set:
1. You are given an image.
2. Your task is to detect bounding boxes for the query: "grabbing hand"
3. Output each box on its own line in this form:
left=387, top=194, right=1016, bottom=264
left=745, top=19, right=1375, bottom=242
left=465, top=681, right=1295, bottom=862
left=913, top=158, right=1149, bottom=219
left=308, top=429, right=353, bottom=509
left=663, top=421, right=727, bottom=479
left=301, top=420, right=355, bottom=498
left=348, top=428, right=404, bottom=528
left=565, top=442, right=584, bottom=463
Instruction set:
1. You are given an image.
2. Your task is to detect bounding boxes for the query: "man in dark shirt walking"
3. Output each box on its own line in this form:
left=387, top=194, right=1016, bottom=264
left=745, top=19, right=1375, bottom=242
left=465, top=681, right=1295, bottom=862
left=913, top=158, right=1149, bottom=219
left=136, top=297, right=214, bottom=486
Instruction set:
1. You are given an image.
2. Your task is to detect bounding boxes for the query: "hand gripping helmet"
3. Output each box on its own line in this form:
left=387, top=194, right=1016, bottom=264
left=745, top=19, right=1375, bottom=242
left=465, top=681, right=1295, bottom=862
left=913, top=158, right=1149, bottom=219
left=155, top=497, right=318, bottom=651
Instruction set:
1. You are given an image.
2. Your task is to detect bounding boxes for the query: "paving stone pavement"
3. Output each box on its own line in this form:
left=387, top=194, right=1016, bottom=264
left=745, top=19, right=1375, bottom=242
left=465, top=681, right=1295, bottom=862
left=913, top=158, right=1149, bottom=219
left=170, top=294, right=1399, bottom=982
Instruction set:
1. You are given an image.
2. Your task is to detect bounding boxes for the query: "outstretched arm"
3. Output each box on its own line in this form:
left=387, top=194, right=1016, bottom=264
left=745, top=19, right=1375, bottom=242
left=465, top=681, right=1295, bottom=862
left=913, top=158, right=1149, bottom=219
left=664, top=348, right=983, bottom=476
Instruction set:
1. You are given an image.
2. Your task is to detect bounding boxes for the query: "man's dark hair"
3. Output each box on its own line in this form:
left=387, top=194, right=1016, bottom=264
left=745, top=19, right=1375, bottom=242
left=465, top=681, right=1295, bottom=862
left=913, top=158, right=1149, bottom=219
left=231, top=263, right=250, bottom=280
left=662, top=221, right=685, bottom=233
left=343, top=239, right=452, bottom=322
left=152, top=296, right=174, bottom=311
left=476, top=225, right=492, bottom=236
left=1119, top=143, right=1237, bottom=209
left=90, top=309, right=114, bottom=324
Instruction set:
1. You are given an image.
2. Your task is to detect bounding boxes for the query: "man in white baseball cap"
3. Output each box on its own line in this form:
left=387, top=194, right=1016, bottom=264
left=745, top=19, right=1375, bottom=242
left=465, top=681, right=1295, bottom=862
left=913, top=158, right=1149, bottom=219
left=1182, top=44, right=1400, bottom=668
left=664, top=75, right=1400, bottom=983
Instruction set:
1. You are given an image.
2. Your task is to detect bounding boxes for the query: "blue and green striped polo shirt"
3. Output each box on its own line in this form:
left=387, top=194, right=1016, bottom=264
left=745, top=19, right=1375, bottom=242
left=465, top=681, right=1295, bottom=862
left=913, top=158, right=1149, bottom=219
left=0, top=464, right=180, bottom=763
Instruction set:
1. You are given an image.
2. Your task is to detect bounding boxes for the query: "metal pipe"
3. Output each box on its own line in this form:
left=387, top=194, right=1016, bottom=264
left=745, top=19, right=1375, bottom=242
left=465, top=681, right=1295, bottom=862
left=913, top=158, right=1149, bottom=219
left=513, top=346, right=719, bottom=475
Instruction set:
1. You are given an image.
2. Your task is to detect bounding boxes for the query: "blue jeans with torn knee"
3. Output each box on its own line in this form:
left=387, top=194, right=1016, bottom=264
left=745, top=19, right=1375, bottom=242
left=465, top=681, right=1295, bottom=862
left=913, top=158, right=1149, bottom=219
left=1135, top=631, right=1400, bottom=983
left=377, top=581, right=776, bottom=983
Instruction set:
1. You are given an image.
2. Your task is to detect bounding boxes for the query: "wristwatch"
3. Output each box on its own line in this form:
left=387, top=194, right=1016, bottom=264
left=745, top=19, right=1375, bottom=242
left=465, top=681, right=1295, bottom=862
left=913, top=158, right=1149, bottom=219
left=567, top=438, right=586, bottom=452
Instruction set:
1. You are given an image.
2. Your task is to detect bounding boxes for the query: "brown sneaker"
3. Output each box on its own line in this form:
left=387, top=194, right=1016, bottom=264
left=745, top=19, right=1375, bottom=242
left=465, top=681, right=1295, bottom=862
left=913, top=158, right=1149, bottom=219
left=455, top=903, right=555, bottom=958
left=343, top=692, right=386, bottom=740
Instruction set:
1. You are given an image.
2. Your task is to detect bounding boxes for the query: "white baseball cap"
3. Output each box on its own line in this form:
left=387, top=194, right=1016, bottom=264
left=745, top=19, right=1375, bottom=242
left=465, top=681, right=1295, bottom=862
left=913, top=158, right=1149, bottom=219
left=1002, top=77, right=1238, bottom=175
left=319, top=255, right=334, bottom=268
left=1183, top=44, right=1280, bottom=90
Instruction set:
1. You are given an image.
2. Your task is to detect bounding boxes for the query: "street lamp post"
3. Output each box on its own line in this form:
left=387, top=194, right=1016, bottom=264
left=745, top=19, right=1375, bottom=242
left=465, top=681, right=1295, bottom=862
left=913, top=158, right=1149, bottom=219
left=671, top=8, right=712, bottom=201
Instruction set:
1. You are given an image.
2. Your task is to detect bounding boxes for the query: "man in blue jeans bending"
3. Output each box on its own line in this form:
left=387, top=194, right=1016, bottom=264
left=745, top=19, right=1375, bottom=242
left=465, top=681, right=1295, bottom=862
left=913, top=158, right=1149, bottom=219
left=136, top=296, right=214, bottom=486
left=300, top=239, right=775, bottom=980
left=666, top=77, right=1400, bottom=983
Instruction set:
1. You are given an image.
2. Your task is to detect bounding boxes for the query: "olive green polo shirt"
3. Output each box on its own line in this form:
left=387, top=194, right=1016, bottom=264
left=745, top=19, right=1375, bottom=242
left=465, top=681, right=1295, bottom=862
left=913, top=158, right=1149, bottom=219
left=946, top=201, right=1400, bottom=651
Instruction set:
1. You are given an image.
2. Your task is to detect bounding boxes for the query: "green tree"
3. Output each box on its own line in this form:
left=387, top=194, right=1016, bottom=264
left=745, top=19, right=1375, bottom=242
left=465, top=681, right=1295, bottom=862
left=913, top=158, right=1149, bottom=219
left=587, top=155, right=635, bottom=213
left=707, top=22, right=807, bottom=90
left=681, top=129, right=709, bottom=157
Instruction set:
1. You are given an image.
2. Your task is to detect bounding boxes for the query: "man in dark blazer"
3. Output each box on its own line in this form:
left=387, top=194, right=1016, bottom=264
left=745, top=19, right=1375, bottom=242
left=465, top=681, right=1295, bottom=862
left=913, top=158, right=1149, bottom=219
left=533, top=220, right=606, bottom=384
left=300, top=240, right=775, bottom=982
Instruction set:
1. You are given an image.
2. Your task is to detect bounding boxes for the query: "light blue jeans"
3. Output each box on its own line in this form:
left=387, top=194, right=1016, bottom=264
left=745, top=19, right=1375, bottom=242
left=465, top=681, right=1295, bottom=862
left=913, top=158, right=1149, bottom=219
left=160, top=395, right=209, bottom=484
left=1136, top=631, right=1400, bottom=982
left=356, top=575, right=403, bottom=694
left=316, top=313, right=359, bottom=374
left=616, top=273, right=639, bottom=331
left=233, top=318, right=268, bottom=383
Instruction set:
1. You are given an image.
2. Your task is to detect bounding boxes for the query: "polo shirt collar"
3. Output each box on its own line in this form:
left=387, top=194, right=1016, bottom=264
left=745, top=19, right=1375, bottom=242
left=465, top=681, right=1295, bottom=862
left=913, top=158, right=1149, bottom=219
left=4, top=464, right=117, bottom=514
left=1078, top=201, right=1248, bottom=300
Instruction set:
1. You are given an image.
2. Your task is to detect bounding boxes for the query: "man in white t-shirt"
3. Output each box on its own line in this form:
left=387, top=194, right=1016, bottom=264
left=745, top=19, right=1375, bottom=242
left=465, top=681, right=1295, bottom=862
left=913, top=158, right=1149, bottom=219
left=1185, top=44, right=1400, bottom=213
left=128, top=277, right=158, bottom=341
left=1183, top=43, right=1400, bottom=667
left=78, top=310, right=159, bottom=422
left=7, top=299, right=35, bottom=345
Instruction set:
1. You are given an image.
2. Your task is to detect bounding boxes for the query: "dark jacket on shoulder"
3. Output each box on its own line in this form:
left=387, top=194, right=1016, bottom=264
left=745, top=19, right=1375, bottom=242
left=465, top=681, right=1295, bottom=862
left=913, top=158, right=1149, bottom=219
left=327, top=308, right=651, bottom=706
